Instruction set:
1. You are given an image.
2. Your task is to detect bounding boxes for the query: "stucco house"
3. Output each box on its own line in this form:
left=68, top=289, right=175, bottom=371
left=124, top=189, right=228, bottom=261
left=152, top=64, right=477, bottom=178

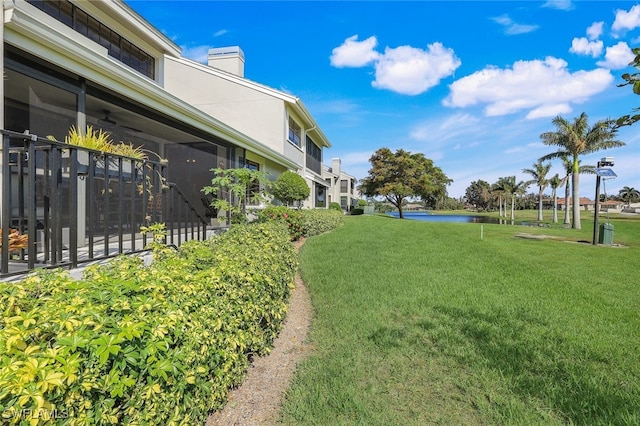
left=162, top=46, right=332, bottom=209
left=0, top=0, right=332, bottom=275
left=322, top=158, right=360, bottom=211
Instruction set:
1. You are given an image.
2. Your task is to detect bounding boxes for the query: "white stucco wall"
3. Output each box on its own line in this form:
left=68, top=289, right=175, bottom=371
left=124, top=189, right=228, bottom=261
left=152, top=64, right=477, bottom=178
left=163, top=57, right=288, bottom=155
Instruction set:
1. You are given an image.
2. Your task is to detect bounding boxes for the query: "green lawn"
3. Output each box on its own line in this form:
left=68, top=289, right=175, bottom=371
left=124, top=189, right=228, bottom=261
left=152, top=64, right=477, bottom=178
left=278, top=215, right=640, bottom=425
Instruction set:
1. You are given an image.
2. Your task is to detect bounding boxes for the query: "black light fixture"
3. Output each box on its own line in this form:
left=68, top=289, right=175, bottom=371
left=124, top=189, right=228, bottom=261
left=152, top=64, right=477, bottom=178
left=99, top=109, right=116, bottom=125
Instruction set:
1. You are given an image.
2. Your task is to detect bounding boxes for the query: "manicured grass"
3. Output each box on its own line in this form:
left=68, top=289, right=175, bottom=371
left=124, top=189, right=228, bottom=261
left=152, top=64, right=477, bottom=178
left=279, top=215, right=640, bottom=425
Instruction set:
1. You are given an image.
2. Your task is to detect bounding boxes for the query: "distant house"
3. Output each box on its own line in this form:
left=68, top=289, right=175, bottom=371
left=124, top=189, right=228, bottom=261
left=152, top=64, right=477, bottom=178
left=600, top=200, right=624, bottom=213
left=556, top=197, right=596, bottom=211
left=322, top=158, right=360, bottom=211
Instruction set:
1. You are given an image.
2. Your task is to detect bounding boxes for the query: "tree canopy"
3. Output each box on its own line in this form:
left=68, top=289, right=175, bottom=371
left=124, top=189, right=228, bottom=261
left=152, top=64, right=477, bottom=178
left=270, top=170, right=310, bottom=208
left=358, top=148, right=451, bottom=219
left=617, top=47, right=640, bottom=127
left=465, top=180, right=492, bottom=211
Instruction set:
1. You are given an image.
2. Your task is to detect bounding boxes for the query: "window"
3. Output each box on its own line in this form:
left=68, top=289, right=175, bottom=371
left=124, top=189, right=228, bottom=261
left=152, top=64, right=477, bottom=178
left=288, top=117, right=301, bottom=147
left=340, top=179, right=348, bottom=193
left=340, top=196, right=348, bottom=210
left=315, top=183, right=326, bottom=208
left=305, top=136, right=322, bottom=174
left=245, top=160, right=261, bottom=204
left=27, top=0, right=155, bottom=79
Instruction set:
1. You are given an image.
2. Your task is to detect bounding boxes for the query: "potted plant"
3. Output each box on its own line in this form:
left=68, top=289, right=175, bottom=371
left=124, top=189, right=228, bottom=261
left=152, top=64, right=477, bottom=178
left=50, top=126, right=151, bottom=178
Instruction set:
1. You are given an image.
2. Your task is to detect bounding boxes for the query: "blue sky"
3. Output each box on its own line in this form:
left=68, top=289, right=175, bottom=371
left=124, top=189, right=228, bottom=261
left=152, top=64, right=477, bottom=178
left=127, top=0, right=639, bottom=199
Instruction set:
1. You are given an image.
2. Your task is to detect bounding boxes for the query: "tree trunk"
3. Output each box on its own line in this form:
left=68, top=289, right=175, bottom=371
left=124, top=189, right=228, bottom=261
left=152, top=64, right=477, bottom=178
left=564, top=179, right=571, bottom=225
left=498, top=195, right=503, bottom=217
left=510, top=196, right=515, bottom=223
left=537, top=188, right=543, bottom=221
left=552, top=190, right=558, bottom=223
left=572, top=160, right=581, bottom=229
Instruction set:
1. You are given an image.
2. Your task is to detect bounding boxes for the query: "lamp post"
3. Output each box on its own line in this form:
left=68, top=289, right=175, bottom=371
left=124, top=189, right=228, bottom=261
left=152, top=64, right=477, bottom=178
left=592, top=157, right=615, bottom=245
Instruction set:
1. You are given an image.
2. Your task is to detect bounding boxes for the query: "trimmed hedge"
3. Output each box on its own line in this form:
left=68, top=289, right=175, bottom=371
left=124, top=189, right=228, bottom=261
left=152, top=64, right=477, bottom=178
left=301, top=209, right=344, bottom=237
left=328, top=202, right=342, bottom=212
left=0, top=222, right=297, bottom=425
left=258, top=207, right=344, bottom=240
left=256, top=206, right=304, bottom=241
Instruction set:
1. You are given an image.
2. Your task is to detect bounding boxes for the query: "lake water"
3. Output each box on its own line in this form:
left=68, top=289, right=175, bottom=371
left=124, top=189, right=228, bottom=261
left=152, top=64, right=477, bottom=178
left=387, top=212, right=515, bottom=224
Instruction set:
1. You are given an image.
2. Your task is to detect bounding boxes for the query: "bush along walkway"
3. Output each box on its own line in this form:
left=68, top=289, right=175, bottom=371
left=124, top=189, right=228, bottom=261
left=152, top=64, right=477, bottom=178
left=0, top=222, right=298, bottom=425
left=206, top=240, right=313, bottom=425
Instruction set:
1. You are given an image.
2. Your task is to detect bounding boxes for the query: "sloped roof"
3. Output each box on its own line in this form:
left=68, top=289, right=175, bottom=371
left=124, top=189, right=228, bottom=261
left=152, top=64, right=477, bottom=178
left=169, top=56, right=332, bottom=148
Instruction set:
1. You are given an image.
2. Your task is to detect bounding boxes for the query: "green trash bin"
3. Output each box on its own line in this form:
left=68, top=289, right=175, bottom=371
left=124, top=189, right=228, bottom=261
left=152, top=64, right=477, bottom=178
left=598, top=223, right=614, bottom=245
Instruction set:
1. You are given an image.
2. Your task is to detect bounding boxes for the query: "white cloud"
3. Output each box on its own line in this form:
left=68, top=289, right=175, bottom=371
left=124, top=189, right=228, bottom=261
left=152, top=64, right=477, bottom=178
left=504, top=142, right=546, bottom=155
left=443, top=56, right=613, bottom=119
left=372, top=43, right=461, bottom=95
left=569, top=37, right=603, bottom=57
left=213, top=29, right=228, bottom=37
left=542, top=0, right=573, bottom=11
left=596, top=42, right=635, bottom=69
left=586, top=22, right=604, bottom=40
left=330, top=36, right=460, bottom=95
left=491, top=14, right=539, bottom=35
left=612, top=5, right=640, bottom=36
left=409, top=113, right=482, bottom=145
left=330, top=35, right=380, bottom=67
left=181, top=45, right=209, bottom=63
left=526, top=103, right=572, bottom=120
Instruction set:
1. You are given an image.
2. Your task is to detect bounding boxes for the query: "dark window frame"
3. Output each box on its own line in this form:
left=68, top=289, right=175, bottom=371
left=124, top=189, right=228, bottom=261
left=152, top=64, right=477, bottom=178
left=288, top=117, right=301, bottom=147
left=27, top=0, right=155, bottom=80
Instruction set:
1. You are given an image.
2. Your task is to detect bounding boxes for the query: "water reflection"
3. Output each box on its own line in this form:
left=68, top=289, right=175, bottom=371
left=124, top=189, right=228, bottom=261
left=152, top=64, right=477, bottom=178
left=387, top=212, right=520, bottom=224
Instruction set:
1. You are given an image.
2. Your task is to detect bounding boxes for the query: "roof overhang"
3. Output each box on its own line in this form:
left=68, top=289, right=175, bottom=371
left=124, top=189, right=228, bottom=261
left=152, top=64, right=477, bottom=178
left=4, top=3, right=299, bottom=170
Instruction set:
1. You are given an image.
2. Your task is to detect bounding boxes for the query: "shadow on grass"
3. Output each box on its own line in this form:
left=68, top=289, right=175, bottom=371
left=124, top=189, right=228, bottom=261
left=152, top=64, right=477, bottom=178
left=419, top=305, right=639, bottom=425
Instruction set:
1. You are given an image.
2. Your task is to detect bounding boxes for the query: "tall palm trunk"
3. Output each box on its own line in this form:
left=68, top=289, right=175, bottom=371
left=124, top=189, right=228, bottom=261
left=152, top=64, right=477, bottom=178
left=537, top=187, right=544, bottom=221
left=564, top=178, right=571, bottom=225
left=572, top=158, right=581, bottom=229
left=498, top=194, right=503, bottom=217
left=552, top=189, right=558, bottom=223
left=510, top=195, right=515, bottom=222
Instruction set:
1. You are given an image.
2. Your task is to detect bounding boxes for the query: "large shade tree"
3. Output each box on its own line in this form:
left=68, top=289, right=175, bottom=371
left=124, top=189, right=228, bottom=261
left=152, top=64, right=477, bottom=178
left=359, top=148, right=451, bottom=219
left=465, top=180, right=492, bottom=211
left=522, top=160, right=552, bottom=222
left=539, top=113, right=625, bottom=229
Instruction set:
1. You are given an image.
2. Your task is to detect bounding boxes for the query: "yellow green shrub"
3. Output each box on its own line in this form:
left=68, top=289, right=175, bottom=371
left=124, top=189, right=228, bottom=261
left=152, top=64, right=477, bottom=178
left=0, top=222, right=297, bottom=425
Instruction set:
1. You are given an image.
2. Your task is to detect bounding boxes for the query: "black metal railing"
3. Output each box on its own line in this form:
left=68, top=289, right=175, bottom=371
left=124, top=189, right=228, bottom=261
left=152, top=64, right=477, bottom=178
left=1, top=129, right=209, bottom=278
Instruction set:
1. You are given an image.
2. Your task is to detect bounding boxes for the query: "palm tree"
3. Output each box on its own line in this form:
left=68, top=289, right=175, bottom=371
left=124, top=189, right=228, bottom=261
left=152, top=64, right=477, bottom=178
left=502, top=176, right=529, bottom=223
left=557, top=157, right=595, bottom=226
left=522, top=160, right=552, bottom=221
left=618, top=186, right=640, bottom=207
left=548, top=173, right=565, bottom=223
left=539, top=113, right=625, bottom=229
left=491, top=178, right=509, bottom=218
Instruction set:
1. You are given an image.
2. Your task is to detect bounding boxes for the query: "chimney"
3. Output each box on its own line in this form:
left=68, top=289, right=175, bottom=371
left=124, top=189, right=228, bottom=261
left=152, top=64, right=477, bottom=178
left=208, top=46, right=245, bottom=77
left=332, top=158, right=341, bottom=177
